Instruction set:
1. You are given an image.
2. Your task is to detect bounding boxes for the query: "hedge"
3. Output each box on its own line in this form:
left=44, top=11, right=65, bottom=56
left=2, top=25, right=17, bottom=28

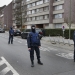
left=44, top=29, right=75, bottom=39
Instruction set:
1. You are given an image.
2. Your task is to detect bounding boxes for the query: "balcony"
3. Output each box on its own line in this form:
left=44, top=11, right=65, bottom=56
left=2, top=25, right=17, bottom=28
left=53, top=18, right=64, bottom=23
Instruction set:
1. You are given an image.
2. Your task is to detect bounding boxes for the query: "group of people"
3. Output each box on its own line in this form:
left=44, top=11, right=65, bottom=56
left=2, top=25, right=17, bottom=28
left=8, top=25, right=75, bottom=67
left=8, top=26, right=43, bottom=67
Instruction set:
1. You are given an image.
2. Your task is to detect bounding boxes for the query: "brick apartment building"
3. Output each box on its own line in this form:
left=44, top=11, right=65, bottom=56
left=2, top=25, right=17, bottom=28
left=12, top=0, right=75, bottom=29
left=4, top=2, right=13, bottom=29
left=0, top=2, right=13, bottom=30
left=0, top=5, right=6, bottom=28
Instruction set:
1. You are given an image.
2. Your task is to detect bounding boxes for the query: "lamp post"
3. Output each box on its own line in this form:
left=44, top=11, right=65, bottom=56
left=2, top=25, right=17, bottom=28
left=69, top=0, right=71, bottom=39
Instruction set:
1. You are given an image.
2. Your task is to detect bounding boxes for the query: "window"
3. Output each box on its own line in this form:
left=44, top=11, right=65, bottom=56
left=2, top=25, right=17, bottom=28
left=27, top=11, right=31, bottom=15
left=44, top=15, right=49, bottom=19
left=36, top=9, right=40, bottom=13
left=39, top=8, right=43, bottom=12
left=54, top=14, right=62, bottom=19
left=32, top=17, right=36, bottom=21
left=28, top=17, right=32, bottom=21
left=39, top=16, right=43, bottom=20
left=44, top=6, right=49, bottom=11
left=36, top=16, right=39, bottom=20
left=55, top=5, right=63, bottom=10
left=32, top=2, right=35, bottom=7
left=44, top=0, right=49, bottom=3
left=27, top=4, right=31, bottom=8
left=26, top=0, right=30, bottom=2
left=36, top=1, right=40, bottom=5
left=40, top=0, right=43, bottom=4
left=32, top=9, right=36, bottom=14
left=55, top=23, right=62, bottom=28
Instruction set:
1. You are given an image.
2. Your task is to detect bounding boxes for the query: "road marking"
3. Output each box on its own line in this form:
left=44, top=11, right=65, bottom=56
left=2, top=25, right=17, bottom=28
left=56, top=53, right=73, bottom=59
left=0, top=57, right=19, bottom=75
left=0, top=67, right=10, bottom=75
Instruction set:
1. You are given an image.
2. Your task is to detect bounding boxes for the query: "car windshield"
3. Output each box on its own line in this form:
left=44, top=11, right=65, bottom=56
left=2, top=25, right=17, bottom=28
left=0, top=28, right=3, bottom=30
left=36, top=29, right=42, bottom=33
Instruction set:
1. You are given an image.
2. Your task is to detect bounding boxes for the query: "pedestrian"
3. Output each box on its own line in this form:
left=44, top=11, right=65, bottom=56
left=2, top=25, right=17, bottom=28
left=73, top=31, right=75, bottom=62
left=8, top=27, right=14, bottom=44
left=27, top=25, right=43, bottom=67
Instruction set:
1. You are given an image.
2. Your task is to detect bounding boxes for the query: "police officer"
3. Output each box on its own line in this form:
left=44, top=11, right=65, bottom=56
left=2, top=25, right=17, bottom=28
left=27, top=25, right=43, bottom=67
left=8, top=27, right=14, bottom=44
left=73, top=31, right=75, bottom=62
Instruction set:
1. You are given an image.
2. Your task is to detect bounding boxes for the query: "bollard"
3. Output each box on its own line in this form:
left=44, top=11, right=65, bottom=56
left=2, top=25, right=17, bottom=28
left=68, top=39, right=71, bottom=46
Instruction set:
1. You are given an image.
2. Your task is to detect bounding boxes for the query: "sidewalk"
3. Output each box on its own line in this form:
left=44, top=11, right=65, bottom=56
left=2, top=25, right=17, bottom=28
left=41, top=36, right=74, bottom=51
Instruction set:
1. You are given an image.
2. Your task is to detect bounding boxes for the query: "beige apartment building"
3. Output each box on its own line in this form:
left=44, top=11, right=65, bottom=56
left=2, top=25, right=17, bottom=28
left=12, top=0, right=75, bottom=29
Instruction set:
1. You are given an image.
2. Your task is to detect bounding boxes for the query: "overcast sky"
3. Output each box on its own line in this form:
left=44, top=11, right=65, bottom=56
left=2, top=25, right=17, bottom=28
left=0, top=0, right=12, bottom=7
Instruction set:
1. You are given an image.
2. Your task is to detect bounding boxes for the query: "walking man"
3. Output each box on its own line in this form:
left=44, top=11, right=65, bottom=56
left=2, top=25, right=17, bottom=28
left=27, top=25, right=43, bottom=67
left=8, top=27, right=14, bottom=44
left=73, top=31, right=75, bottom=62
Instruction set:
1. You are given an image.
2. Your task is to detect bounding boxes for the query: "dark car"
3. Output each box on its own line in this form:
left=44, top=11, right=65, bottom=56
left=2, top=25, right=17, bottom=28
left=13, top=29, right=21, bottom=36
left=0, top=28, right=5, bottom=33
left=21, top=28, right=43, bottom=39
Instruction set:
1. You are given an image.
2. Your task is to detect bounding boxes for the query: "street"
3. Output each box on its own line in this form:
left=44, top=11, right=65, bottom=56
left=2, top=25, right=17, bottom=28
left=0, top=32, right=75, bottom=75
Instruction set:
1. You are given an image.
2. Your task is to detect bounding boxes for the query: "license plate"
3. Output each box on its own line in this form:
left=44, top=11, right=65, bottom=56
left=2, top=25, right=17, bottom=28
left=17, top=33, right=19, bottom=34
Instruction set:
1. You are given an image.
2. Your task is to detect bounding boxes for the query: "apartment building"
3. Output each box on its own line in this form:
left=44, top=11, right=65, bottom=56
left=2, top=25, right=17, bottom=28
left=25, top=0, right=49, bottom=29
left=4, top=2, right=13, bottom=29
left=0, top=5, right=6, bottom=28
left=50, top=0, right=75, bottom=29
left=12, top=0, right=75, bottom=29
left=12, top=0, right=49, bottom=29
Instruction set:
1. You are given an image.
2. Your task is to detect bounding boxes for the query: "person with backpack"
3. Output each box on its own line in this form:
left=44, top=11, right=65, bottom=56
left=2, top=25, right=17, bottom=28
left=8, top=27, right=14, bottom=44
left=27, top=25, right=43, bottom=67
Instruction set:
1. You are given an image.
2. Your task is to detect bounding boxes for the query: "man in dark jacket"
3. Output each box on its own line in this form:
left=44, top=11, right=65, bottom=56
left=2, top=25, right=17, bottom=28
left=27, top=25, right=43, bottom=67
left=8, top=27, right=14, bottom=44
left=73, top=31, right=75, bottom=62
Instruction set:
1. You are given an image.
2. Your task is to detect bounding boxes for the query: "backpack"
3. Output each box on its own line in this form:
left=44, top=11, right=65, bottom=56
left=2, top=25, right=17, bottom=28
left=30, top=32, right=39, bottom=44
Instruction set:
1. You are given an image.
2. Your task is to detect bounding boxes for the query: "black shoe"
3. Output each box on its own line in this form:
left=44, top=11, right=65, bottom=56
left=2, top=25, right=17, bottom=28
left=31, top=60, right=34, bottom=67
left=31, top=64, right=34, bottom=67
left=11, top=43, right=13, bottom=44
left=38, top=61, right=43, bottom=65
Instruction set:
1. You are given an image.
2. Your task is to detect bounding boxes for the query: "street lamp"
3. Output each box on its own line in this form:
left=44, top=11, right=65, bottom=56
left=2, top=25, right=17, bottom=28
left=69, top=0, right=71, bottom=39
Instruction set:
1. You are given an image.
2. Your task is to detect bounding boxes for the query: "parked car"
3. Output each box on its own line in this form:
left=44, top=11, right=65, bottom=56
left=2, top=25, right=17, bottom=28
left=21, top=28, right=43, bottom=39
left=13, top=29, right=21, bottom=36
left=0, top=28, right=5, bottom=33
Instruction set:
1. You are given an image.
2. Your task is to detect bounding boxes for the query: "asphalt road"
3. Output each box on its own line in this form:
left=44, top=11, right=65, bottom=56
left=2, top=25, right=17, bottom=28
left=0, top=32, right=75, bottom=75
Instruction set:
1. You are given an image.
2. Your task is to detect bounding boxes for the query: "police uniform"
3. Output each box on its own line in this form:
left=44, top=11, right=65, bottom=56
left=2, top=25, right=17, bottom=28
left=27, top=25, right=43, bottom=67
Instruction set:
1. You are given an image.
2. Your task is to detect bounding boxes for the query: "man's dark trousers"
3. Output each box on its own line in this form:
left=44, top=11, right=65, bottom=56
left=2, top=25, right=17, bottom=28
left=8, top=35, right=13, bottom=44
left=74, top=43, right=75, bottom=61
left=30, top=46, right=40, bottom=62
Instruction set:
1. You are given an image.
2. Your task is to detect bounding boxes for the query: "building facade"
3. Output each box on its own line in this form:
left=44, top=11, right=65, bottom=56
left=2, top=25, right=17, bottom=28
left=4, top=2, right=13, bottom=29
left=12, top=0, right=75, bottom=29
left=0, top=5, right=6, bottom=28
left=50, top=0, right=75, bottom=29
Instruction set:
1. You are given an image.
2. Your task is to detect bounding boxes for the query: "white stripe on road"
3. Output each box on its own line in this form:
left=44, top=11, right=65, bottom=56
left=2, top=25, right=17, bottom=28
left=1, top=57, right=19, bottom=75
left=0, top=60, right=5, bottom=66
left=0, top=67, right=10, bottom=75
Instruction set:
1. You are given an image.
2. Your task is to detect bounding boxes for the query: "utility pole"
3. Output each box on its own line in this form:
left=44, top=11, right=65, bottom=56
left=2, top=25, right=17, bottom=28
left=69, top=0, right=71, bottom=39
